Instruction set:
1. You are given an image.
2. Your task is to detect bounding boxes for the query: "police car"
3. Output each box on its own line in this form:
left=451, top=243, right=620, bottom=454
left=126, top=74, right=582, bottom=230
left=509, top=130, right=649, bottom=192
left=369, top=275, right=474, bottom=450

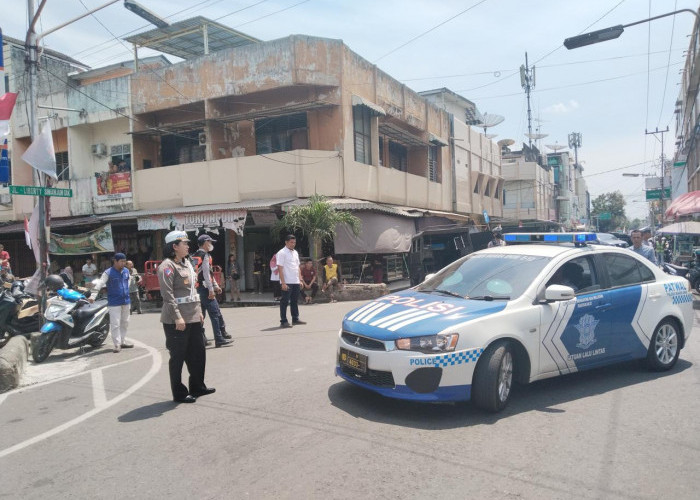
left=335, top=233, right=694, bottom=412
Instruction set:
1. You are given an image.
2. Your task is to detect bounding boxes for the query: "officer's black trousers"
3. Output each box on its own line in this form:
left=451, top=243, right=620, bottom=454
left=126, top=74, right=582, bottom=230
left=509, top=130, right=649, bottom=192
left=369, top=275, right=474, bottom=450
left=163, top=321, right=206, bottom=400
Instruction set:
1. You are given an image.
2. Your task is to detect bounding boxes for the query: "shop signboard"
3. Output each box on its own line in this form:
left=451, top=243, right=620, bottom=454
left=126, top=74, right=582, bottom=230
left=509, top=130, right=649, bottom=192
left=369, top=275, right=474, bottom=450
left=137, top=209, right=247, bottom=236
left=49, top=224, right=115, bottom=255
left=95, top=172, right=132, bottom=200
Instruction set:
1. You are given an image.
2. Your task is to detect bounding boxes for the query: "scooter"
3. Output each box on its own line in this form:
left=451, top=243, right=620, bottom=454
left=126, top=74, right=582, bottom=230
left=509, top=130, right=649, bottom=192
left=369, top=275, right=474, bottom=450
left=0, top=281, right=41, bottom=348
left=31, top=276, right=110, bottom=363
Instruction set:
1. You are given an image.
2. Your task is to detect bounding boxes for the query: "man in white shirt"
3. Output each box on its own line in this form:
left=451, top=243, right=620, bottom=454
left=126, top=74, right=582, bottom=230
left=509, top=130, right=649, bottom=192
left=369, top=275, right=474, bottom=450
left=82, top=256, right=97, bottom=285
left=276, top=234, right=305, bottom=328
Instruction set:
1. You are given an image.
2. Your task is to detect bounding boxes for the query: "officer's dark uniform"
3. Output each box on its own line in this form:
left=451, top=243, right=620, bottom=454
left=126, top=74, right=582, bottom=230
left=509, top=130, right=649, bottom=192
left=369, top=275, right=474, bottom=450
left=157, top=255, right=208, bottom=401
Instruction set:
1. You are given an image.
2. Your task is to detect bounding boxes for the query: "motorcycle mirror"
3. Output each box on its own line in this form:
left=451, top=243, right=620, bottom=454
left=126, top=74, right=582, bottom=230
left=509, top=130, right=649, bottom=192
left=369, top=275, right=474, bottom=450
left=84, top=289, right=92, bottom=299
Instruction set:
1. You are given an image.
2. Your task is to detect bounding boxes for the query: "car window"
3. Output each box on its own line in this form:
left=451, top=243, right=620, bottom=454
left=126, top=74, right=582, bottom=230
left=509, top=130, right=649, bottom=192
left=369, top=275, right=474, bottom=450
left=547, top=256, right=599, bottom=294
left=416, top=253, right=551, bottom=300
left=603, top=253, right=652, bottom=287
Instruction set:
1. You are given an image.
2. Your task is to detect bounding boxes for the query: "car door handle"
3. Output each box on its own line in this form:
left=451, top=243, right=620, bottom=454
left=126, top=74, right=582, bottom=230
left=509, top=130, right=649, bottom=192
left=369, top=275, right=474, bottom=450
left=595, top=303, right=612, bottom=310
left=648, top=293, right=661, bottom=299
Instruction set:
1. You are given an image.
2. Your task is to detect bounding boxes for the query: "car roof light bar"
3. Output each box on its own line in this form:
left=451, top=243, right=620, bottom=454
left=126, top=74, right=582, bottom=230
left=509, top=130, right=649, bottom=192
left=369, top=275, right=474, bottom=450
left=504, top=233, right=597, bottom=246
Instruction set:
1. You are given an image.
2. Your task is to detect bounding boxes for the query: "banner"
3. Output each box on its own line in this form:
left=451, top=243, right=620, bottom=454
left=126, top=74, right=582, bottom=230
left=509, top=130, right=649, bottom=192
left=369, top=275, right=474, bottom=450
left=95, top=172, right=132, bottom=200
left=137, top=210, right=247, bottom=236
left=49, top=224, right=115, bottom=255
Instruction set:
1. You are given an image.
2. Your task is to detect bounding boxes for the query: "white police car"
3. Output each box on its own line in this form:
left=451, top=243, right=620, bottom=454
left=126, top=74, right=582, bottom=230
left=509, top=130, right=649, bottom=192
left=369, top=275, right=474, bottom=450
left=335, top=233, right=694, bottom=412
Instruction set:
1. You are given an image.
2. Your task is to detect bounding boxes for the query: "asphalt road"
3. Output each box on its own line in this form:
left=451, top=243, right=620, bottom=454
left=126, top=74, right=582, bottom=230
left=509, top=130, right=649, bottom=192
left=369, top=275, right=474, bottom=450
left=1, top=301, right=699, bottom=499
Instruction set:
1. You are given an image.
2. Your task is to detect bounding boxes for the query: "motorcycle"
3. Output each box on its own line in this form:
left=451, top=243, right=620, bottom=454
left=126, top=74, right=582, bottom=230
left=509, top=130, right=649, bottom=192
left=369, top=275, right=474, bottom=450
left=0, top=280, right=41, bottom=348
left=31, top=276, right=110, bottom=363
left=662, top=262, right=690, bottom=278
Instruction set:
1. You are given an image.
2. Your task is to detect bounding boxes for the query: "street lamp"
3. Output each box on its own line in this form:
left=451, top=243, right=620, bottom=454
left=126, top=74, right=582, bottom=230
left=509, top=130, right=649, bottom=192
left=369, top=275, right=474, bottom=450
left=564, top=9, right=699, bottom=50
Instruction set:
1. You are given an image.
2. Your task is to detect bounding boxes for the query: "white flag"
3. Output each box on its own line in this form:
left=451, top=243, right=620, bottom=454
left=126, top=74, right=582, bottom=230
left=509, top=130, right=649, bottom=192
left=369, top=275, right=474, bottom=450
left=21, top=119, right=57, bottom=180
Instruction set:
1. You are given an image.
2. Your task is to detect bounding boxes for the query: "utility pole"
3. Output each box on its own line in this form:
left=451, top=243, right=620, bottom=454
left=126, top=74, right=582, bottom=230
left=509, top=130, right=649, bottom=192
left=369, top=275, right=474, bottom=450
left=645, top=127, right=669, bottom=225
left=520, top=53, right=535, bottom=148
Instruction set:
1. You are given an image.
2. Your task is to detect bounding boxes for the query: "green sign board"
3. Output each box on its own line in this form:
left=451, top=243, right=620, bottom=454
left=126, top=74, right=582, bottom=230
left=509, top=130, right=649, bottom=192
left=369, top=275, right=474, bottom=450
left=645, top=188, right=671, bottom=200
left=674, top=161, right=686, bottom=168
left=598, top=212, right=612, bottom=220
left=9, top=185, right=73, bottom=197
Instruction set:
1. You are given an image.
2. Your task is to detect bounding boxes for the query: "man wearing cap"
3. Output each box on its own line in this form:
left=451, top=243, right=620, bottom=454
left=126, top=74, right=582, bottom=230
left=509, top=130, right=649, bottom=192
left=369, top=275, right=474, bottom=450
left=276, top=234, right=306, bottom=328
left=488, top=226, right=506, bottom=248
left=158, top=231, right=214, bottom=403
left=92, top=252, right=133, bottom=353
left=194, top=234, right=232, bottom=347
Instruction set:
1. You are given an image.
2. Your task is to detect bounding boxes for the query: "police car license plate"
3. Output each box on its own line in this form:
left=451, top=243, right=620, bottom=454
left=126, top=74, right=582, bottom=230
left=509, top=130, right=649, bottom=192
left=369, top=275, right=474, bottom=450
left=340, top=348, right=367, bottom=374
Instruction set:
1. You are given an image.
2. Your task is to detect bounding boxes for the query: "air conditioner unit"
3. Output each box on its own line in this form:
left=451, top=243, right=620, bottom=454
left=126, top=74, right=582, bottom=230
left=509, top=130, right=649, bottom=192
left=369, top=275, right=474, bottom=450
left=91, top=143, right=107, bottom=157
left=198, top=132, right=207, bottom=146
left=0, top=194, right=12, bottom=205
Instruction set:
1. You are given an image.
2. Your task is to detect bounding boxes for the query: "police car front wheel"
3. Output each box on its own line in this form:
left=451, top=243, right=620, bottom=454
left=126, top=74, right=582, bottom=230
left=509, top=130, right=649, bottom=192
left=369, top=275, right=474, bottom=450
left=472, top=340, right=514, bottom=412
left=646, top=319, right=680, bottom=371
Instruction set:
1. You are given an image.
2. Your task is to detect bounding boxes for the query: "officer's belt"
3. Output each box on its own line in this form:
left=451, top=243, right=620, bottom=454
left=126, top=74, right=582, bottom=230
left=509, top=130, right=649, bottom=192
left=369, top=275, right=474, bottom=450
left=174, top=296, right=199, bottom=304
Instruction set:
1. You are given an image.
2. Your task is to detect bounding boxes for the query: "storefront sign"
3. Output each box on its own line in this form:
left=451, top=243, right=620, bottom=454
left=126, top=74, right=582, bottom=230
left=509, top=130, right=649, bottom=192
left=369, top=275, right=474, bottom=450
left=95, top=172, right=132, bottom=200
left=49, top=224, right=115, bottom=255
left=137, top=210, right=247, bottom=236
left=250, top=211, right=278, bottom=226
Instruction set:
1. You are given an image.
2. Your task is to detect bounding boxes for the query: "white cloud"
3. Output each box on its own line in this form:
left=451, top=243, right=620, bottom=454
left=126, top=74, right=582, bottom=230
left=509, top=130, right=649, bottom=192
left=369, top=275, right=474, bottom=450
left=544, top=100, right=580, bottom=114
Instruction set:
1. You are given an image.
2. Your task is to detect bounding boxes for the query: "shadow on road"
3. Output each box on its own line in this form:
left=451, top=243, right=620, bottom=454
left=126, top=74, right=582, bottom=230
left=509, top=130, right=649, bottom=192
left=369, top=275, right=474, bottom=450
left=328, top=359, right=693, bottom=429
left=118, top=401, right=178, bottom=422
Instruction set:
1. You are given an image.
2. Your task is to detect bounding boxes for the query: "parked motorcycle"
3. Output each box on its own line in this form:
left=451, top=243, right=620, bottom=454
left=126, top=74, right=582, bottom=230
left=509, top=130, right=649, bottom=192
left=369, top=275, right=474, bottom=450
left=31, top=275, right=110, bottom=363
left=0, top=280, right=41, bottom=348
left=662, top=262, right=690, bottom=278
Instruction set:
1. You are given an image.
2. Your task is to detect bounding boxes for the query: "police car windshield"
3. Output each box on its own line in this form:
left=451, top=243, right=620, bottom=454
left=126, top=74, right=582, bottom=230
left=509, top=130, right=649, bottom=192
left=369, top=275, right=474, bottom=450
left=416, top=253, right=551, bottom=300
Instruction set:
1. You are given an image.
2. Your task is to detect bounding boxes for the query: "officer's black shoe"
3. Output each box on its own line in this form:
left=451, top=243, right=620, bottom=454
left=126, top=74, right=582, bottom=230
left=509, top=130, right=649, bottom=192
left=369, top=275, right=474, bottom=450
left=292, top=320, right=306, bottom=325
left=222, top=332, right=232, bottom=339
left=280, top=322, right=292, bottom=328
left=192, top=387, right=216, bottom=397
left=174, top=395, right=196, bottom=403
left=215, top=340, right=234, bottom=348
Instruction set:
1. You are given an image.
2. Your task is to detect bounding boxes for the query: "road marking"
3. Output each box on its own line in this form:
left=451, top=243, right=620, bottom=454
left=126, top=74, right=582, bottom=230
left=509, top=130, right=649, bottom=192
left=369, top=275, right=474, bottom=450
left=0, top=394, right=7, bottom=406
left=91, top=369, right=107, bottom=408
left=0, top=339, right=162, bottom=459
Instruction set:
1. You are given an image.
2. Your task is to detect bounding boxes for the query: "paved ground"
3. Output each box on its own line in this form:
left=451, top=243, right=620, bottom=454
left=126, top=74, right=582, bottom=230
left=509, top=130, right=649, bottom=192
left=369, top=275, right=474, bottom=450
left=1, top=300, right=699, bottom=499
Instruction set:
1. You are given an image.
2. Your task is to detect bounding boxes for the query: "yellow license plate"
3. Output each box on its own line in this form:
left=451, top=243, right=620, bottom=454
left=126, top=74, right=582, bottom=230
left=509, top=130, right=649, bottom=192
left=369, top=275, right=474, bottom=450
left=340, top=348, right=367, bottom=374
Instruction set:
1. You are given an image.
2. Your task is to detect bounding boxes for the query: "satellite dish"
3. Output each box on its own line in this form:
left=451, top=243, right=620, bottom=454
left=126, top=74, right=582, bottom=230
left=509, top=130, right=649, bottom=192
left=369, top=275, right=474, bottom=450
left=479, top=113, right=505, bottom=129
left=485, top=133, right=498, bottom=139
left=525, top=133, right=548, bottom=140
left=546, top=143, right=567, bottom=152
left=498, top=138, right=515, bottom=147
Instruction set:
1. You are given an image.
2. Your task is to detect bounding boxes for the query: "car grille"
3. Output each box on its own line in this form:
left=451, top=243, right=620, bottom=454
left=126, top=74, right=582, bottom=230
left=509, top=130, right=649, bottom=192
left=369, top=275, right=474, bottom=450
left=340, top=365, right=395, bottom=388
left=341, top=331, right=386, bottom=351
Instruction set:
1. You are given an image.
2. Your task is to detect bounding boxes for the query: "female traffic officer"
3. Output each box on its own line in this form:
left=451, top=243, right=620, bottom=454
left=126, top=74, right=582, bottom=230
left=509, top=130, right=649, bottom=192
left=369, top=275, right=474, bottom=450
left=157, top=230, right=215, bottom=403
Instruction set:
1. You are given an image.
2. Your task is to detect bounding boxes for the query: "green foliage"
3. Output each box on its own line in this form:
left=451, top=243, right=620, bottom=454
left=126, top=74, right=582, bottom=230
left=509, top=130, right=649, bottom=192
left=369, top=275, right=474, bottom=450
left=271, top=195, right=361, bottom=262
left=591, top=191, right=627, bottom=232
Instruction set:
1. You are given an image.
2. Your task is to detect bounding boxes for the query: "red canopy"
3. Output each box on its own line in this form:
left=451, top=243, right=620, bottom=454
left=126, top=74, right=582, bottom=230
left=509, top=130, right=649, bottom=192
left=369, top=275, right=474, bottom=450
left=665, top=190, right=700, bottom=220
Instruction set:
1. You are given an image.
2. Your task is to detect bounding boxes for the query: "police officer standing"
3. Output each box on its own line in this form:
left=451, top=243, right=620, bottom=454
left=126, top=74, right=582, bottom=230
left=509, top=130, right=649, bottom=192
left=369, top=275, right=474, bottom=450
left=157, top=230, right=215, bottom=404
left=194, top=234, right=233, bottom=348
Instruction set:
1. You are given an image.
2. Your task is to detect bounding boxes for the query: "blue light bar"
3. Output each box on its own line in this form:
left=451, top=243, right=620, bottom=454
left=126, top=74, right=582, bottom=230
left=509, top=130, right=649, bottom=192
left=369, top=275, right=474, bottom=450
left=503, top=232, right=597, bottom=244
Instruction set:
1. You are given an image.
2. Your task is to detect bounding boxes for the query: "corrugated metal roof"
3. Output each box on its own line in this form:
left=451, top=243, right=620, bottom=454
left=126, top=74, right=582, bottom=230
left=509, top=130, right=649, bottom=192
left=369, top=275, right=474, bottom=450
left=0, top=215, right=103, bottom=234
left=102, top=198, right=296, bottom=220
left=124, top=16, right=260, bottom=60
left=281, top=198, right=421, bottom=217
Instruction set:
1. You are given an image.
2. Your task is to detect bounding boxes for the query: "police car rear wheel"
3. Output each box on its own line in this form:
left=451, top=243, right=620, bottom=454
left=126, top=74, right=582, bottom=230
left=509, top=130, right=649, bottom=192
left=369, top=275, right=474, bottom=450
left=646, top=319, right=680, bottom=371
left=472, top=341, right=514, bottom=412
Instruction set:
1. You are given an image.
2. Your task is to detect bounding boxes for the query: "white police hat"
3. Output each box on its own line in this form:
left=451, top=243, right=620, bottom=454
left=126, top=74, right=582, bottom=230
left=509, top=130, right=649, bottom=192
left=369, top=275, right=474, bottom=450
left=165, top=230, right=189, bottom=244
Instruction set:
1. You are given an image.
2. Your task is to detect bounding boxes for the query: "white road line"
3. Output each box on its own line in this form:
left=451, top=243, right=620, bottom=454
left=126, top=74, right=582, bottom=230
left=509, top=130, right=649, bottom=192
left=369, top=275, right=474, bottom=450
left=91, top=369, right=107, bottom=408
left=0, top=339, right=162, bottom=459
left=0, top=394, right=7, bottom=406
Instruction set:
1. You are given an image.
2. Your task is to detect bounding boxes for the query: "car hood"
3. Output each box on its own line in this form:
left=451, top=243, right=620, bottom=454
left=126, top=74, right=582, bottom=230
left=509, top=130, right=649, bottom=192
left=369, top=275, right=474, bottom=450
left=342, top=289, right=507, bottom=341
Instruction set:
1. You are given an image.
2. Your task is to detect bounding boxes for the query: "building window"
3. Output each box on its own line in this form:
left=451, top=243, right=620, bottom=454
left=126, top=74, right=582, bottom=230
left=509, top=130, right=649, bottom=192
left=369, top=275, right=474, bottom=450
left=55, top=151, right=69, bottom=181
left=353, top=106, right=372, bottom=165
left=161, top=131, right=204, bottom=167
left=255, top=113, right=308, bottom=155
left=473, top=176, right=481, bottom=194
left=428, top=146, right=438, bottom=182
left=484, top=179, right=491, bottom=197
left=389, top=141, right=407, bottom=172
left=110, top=143, right=132, bottom=172
left=379, top=138, right=384, bottom=166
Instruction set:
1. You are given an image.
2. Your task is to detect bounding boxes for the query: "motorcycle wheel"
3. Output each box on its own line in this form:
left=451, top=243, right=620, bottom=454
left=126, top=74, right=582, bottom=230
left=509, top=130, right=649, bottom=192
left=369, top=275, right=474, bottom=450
left=88, top=316, right=110, bottom=348
left=32, top=333, right=58, bottom=363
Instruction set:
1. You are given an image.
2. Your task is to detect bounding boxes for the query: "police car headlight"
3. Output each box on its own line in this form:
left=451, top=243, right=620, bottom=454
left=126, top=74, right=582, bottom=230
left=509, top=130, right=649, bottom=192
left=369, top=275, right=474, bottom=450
left=395, top=334, right=459, bottom=353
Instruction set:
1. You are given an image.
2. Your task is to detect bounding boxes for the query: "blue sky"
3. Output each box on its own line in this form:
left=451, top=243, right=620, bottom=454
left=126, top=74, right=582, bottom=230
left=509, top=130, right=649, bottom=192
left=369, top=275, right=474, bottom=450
left=4, top=0, right=697, bottom=220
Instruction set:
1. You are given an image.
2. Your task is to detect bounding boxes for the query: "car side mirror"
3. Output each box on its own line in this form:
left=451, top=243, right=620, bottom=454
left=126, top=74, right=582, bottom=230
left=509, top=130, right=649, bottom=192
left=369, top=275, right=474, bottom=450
left=543, top=284, right=575, bottom=302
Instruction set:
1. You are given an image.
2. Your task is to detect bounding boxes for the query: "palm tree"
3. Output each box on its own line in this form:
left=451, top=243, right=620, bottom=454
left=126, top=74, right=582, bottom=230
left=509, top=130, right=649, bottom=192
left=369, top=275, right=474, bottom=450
left=272, top=194, right=361, bottom=269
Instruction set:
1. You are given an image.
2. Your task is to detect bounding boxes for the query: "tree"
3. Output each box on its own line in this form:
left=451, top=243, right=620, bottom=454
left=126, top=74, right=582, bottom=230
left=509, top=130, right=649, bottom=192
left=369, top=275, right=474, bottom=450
left=272, top=195, right=361, bottom=274
left=591, top=191, right=627, bottom=232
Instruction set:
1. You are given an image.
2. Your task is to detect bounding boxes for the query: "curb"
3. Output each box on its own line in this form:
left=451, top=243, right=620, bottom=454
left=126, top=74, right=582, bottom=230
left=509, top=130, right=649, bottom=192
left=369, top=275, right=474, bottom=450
left=0, top=336, right=30, bottom=393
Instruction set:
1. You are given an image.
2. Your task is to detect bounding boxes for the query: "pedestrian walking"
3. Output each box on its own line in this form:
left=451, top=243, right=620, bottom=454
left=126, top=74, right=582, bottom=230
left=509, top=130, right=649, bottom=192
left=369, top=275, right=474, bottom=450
left=226, top=254, right=241, bottom=302
left=277, top=234, right=305, bottom=327
left=300, top=259, right=318, bottom=304
left=157, top=230, right=215, bottom=404
left=194, top=235, right=233, bottom=348
left=126, top=260, right=142, bottom=314
left=321, top=256, right=342, bottom=302
left=270, top=253, right=281, bottom=301
left=92, top=252, right=133, bottom=353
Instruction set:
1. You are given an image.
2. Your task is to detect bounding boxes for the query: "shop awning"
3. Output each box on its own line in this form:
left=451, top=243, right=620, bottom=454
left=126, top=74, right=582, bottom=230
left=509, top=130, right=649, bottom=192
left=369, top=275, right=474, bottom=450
left=0, top=215, right=104, bottom=234
left=102, top=198, right=295, bottom=220
left=351, top=95, right=386, bottom=116
left=665, top=190, right=700, bottom=220
left=334, top=211, right=415, bottom=254
left=281, top=197, right=420, bottom=218
left=657, top=221, right=700, bottom=235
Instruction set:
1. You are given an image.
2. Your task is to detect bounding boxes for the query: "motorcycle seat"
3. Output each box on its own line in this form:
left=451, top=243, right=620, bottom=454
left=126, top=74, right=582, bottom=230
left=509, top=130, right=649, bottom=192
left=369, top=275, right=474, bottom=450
left=666, top=263, right=688, bottom=272
left=73, top=299, right=108, bottom=322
